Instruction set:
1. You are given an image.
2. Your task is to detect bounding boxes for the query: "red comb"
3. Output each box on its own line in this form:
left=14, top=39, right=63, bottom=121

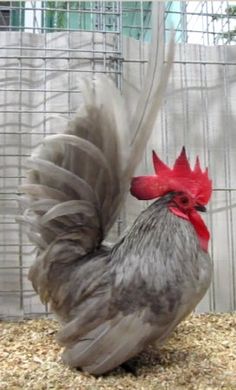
left=130, top=147, right=212, bottom=204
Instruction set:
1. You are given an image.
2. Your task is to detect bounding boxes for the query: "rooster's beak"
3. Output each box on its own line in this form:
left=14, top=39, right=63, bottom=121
left=195, top=204, right=207, bottom=212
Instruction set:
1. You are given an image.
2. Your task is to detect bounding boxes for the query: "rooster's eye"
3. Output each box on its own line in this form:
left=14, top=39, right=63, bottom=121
left=172, top=193, right=193, bottom=210
left=180, top=196, right=189, bottom=205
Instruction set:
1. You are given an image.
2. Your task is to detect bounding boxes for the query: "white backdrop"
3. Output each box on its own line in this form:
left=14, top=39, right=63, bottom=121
left=0, top=31, right=235, bottom=318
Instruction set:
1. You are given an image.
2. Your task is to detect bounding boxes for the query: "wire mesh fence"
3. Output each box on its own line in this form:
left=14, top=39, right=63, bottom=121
left=0, top=1, right=236, bottom=319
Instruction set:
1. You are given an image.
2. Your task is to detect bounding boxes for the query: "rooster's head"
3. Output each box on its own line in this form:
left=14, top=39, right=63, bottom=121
left=130, top=147, right=212, bottom=251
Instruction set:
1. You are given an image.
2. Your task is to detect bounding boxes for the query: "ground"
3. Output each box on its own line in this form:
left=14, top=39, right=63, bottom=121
left=0, top=313, right=235, bottom=390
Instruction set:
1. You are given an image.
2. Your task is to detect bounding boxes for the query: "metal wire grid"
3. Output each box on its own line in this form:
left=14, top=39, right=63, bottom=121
left=165, top=1, right=236, bottom=44
left=0, top=1, right=236, bottom=319
left=173, top=47, right=235, bottom=313
left=0, top=1, right=124, bottom=319
left=0, top=2, right=151, bottom=36
left=1, top=1, right=236, bottom=41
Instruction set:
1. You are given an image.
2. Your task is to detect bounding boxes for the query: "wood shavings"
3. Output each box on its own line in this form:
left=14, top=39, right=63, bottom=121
left=0, top=313, right=235, bottom=390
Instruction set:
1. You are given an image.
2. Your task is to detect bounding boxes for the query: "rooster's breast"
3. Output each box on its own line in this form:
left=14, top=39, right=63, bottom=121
left=111, top=199, right=212, bottom=323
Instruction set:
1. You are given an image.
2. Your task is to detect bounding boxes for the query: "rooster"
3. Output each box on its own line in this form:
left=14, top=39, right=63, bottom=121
left=18, top=38, right=212, bottom=374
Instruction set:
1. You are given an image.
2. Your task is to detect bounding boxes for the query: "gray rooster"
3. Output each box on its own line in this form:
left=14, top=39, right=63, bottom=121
left=18, top=26, right=212, bottom=374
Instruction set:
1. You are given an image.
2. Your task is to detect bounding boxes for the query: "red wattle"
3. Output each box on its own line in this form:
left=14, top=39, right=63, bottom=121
left=169, top=206, right=189, bottom=221
left=169, top=207, right=210, bottom=252
left=188, top=210, right=210, bottom=252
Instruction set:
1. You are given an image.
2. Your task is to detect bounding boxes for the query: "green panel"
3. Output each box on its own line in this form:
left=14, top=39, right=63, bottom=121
left=42, top=1, right=67, bottom=30
left=42, top=1, right=152, bottom=40
left=42, top=1, right=94, bottom=31
left=166, top=1, right=186, bottom=43
left=7, top=1, right=184, bottom=42
left=122, top=2, right=152, bottom=41
left=10, top=1, right=25, bottom=30
left=69, top=2, right=92, bottom=31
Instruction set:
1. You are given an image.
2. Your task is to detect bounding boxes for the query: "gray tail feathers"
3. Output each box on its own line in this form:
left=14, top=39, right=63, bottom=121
left=18, top=76, right=129, bottom=253
left=18, top=3, right=174, bottom=300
